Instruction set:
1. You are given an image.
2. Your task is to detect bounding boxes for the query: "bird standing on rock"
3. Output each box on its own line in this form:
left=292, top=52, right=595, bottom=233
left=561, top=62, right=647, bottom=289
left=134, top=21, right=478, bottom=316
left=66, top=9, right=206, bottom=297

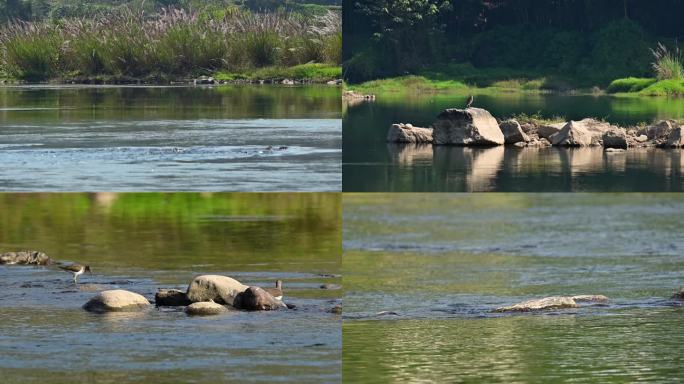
left=59, top=264, right=91, bottom=283
left=466, top=95, right=474, bottom=108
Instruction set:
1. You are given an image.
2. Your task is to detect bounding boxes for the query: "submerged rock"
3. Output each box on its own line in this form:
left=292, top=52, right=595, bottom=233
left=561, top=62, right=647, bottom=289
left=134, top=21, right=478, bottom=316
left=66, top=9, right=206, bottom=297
left=571, top=295, right=609, bottom=303
left=495, top=296, right=579, bottom=312
left=672, top=287, right=684, bottom=300
left=156, top=289, right=192, bottom=306
left=186, top=275, right=249, bottom=306
left=233, top=286, right=287, bottom=311
left=386, top=123, right=433, bottom=143
left=185, top=301, right=227, bottom=316
left=433, top=108, right=504, bottom=146
left=0, top=251, right=50, bottom=265
left=500, top=119, right=530, bottom=144
left=329, top=305, right=342, bottom=314
left=83, top=289, right=150, bottom=313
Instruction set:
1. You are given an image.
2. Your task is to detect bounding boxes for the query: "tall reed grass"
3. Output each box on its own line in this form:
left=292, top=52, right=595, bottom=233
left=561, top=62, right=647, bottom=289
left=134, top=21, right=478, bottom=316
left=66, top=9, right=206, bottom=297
left=0, top=8, right=341, bottom=80
left=651, top=42, right=684, bottom=80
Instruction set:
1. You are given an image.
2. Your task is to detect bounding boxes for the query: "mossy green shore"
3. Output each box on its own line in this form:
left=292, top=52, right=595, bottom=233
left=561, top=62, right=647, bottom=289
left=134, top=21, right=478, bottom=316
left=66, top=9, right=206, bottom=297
left=346, top=74, right=684, bottom=97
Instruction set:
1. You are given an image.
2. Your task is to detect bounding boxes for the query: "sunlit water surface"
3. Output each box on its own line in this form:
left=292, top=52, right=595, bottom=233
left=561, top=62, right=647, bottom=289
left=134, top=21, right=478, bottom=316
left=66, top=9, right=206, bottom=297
left=343, top=194, right=684, bottom=383
left=0, top=193, right=341, bottom=384
left=0, top=85, right=341, bottom=191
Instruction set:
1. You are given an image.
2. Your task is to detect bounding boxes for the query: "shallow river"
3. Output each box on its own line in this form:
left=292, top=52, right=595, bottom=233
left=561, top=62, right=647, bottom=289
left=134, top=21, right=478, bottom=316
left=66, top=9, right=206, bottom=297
left=0, top=85, right=341, bottom=191
left=343, top=194, right=684, bottom=383
left=0, top=193, right=341, bottom=384
left=343, top=93, right=684, bottom=192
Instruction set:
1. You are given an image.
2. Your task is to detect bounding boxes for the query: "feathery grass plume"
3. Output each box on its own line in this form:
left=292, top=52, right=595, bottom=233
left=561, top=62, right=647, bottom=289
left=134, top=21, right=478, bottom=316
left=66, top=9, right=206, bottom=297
left=651, top=42, right=684, bottom=80
left=0, top=7, right=342, bottom=80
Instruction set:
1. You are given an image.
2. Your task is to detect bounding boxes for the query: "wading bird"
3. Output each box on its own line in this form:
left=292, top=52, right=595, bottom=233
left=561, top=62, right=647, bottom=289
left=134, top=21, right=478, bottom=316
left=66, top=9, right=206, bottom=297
left=60, top=264, right=91, bottom=283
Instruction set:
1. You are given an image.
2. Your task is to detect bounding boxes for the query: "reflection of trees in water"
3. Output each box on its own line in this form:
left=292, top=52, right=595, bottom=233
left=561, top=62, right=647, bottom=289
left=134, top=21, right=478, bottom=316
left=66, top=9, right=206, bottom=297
left=0, top=193, right=340, bottom=271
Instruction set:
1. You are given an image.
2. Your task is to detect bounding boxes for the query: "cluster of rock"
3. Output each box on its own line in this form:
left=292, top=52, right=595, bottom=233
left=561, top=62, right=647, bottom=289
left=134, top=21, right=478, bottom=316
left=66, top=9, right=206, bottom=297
left=387, top=107, right=684, bottom=150
left=343, top=90, right=376, bottom=103
left=194, top=76, right=341, bottom=86
left=1, top=250, right=289, bottom=316
left=0, top=251, right=51, bottom=265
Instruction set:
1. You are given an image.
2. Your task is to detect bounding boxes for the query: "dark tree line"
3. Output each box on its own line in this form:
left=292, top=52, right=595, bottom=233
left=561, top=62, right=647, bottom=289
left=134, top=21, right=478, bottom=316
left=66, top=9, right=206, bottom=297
left=344, top=0, right=684, bottom=83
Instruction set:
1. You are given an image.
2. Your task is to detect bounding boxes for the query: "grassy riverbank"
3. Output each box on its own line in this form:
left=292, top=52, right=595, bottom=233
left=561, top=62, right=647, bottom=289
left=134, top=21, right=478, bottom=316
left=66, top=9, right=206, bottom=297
left=0, top=7, right=341, bottom=83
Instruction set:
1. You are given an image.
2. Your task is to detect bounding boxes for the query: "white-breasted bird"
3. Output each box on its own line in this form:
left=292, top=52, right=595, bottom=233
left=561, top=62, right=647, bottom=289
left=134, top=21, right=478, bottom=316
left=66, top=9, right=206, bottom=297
left=59, top=264, right=91, bottom=283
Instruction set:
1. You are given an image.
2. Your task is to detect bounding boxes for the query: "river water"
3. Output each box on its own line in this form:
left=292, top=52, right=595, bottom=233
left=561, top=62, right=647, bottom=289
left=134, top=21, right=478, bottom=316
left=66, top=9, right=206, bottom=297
left=0, top=193, right=341, bottom=384
left=343, top=193, right=684, bottom=383
left=343, top=93, right=684, bottom=192
left=0, top=85, right=341, bottom=191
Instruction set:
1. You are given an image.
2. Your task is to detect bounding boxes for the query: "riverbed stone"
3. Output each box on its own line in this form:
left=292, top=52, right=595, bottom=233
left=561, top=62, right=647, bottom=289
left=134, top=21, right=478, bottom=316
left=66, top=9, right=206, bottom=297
left=602, top=128, right=628, bottom=149
left=665, top=127, right=683, bottom=148
left=537, top=123, right=566, bottom=139
left=571, top=295, right=609, bottom=303
left=0, top=251, right=50, bottom=265
left=551, top=119, right=613, bottom=147
left=645, top=120, right=676, bottom=140
left=495, top=296, right=579, bottom=312
left=83, top=289, right=150, bottom=313
left=500, top=119, right=530, bottom=144
left=386, top=123, right=433, bottom=143
left=233, top=286, right=287, bottom=311
left=433, top=108, right=504, bottom=146
left=156, top=289, right=192, bottom=306
left=186, top=275, right=249, bottom=306
left=185, top=301, right=227, bottom=316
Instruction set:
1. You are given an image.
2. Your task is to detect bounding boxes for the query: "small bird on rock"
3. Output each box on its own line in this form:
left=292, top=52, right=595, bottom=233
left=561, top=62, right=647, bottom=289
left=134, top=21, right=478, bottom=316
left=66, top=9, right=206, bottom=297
left=465, top=95, right=474, bottom=108
left=265, top=280, right=283, bottom=300
left=59, top=264, right=91, bottom=283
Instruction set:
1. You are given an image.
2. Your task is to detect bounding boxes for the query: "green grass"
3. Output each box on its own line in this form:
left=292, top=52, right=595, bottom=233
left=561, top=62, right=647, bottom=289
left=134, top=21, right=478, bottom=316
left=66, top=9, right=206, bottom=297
left=347, top=75, right=467, bottom=94
left=638, top=79, right=684, bottom=96
left=214, top=63, right=341, bottom=82
left=508, top=112, right=567, bottom=126
left=607, top=77, right=658, bottom=93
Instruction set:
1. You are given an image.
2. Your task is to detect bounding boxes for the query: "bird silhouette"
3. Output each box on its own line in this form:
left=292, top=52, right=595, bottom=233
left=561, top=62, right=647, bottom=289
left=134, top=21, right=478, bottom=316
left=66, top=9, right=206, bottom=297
left=465, top=95, right=474, bottom=108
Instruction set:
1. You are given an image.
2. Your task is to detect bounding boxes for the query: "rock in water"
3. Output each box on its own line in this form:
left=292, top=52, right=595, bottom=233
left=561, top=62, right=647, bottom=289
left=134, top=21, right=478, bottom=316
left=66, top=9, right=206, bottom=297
left=495, top=296, right=579, bottom=312
left=185, top=301, right=227, bottom=316
left=602, top=128, right=628, bottom=149
left=83, top=289, right=150, bottom=313
left=155, top=289, right=192, bottom=306
left=644, top=120, right=676, bottom=140
left=186, top=275, right=249, bottom=306
left=234, top=286, right=287, bottom=311
left=551, top=119, right=614, bottom=147
left=665, top=127, right=683, bottom=148
left=386, top=123, right=433, bottom=143
left=433, top=108, right=504, bottom=146
left=672, top=287, right=684, bottom=300
left=537, top=123, right=567, bottom=139
left=0, top=251, right=50, bottom=265
left=500, top=119, right=530, bottom=144
left=571, top=295, right=609, bottom=303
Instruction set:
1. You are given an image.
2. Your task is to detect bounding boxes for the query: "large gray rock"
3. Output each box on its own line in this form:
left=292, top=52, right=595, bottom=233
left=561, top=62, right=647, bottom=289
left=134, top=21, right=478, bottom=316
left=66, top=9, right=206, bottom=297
left=672, top=287, right=684, bottom=300
left=551, top=119, right=614, bottom=147
left=185, top=301, right=227, bottom=316
left=537, top=123, right=566, bottom=139
left=386, top=123, right=433, bottom=143
left=0, top=251, right=50, bottom=265
left=234, top=286, right=287, bottom=311
left=495, top=296, right=579, bottom=312
left=83, top=289, right=150, bottom=313
left=500, top=119, right=530, bottom=144
left=664, top=127, right=683, bottom=148
left=602, top=128, right=628, bottom=149
left=186, top=275, right=249, bottom=306
left=155, top=289, right=192, bottom=306
left=433, top=108, right=504, bottom=146
left=645, top=120, right=676, bottom=140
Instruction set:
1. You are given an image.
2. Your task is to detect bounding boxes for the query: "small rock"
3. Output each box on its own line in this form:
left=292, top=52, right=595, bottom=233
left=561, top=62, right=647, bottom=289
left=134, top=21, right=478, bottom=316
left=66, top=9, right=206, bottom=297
left=329, top=305, right=342, bottom=314
left=635, top=134, right=649, bottom=143
left=185, top=301, right=227, bottom=316
left=571, top=295, right=609, bottom=303
left=671, top=287, right=684, bottom=300
left=186, top=275, right=249, bottom=306
left=387, top=123, right=433, bottom=143
left=665, top=127, right=683, bottom=148
left=156, top=289, right=192, bottom=306
left=602, top=128, right=628, bottom=149
left=500, top=119, right=530, bottom=144
left=233, top=286, right=287, bottom=311
left=537, top=123, right=566, bottom=139
left=83, top=289, right=150, bottom=313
